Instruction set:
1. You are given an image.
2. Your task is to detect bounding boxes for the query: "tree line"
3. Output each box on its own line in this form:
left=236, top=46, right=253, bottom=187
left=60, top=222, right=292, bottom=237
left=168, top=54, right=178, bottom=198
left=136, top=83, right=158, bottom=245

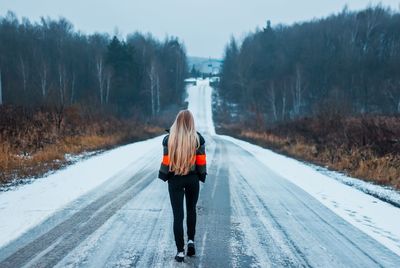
left=219, top=5, right=400, bottom=125
left=0, top=11, right=188, bottom=118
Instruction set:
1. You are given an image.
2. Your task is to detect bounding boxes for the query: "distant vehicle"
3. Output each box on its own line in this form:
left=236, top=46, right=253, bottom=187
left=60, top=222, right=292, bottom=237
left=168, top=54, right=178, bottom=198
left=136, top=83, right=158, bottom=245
left=209, top=76, right=220, bottom=86
left=210, top=76, right=220, bottom=82
left=184, top=78, right=197, bottom=86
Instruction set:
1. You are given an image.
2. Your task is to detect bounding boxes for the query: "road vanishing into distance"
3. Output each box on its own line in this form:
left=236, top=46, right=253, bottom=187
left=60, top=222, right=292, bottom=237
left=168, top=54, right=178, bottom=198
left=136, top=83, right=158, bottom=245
left=0, top=79, right=399, bottom=267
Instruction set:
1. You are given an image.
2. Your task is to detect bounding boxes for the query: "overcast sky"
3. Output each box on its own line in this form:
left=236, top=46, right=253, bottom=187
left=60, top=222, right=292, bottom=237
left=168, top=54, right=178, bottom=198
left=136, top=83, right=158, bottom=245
left=1, top=0, right=399, bottom=58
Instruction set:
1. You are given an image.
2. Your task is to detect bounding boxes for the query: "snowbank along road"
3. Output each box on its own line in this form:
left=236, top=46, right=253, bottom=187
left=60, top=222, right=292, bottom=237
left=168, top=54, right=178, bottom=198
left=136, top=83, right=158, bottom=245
left=0, top=78, right=400, bottom=267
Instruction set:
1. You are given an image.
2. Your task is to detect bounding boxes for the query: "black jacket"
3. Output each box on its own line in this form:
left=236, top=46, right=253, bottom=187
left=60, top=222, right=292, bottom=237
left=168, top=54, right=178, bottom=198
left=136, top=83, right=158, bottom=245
left=158, top=129, right=207, bottom=182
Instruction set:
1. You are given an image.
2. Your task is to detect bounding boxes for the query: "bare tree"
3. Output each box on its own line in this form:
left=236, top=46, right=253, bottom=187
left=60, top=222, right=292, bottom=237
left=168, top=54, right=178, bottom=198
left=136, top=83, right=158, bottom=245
left=156, top=73, right=160, bottom=114
left=105, top=69, right=112, bottom=104
left=268, top=81, right=278, bottom=122
left=40, top=61, right=48, bottom=99
left=148, top=60, right=160, bottom=116
left=281, top=81, right=287, bottom=121
left=19, top=55, right=27, bottom=95
left=70, top=72, right=75, bottom=104
left=293, top=65, right=302, bottom=117
left=384, top=80, right=400, bottom=113
left=58, top=64, right=66, bottom=105
left=95, top=56, right=105, bottom=105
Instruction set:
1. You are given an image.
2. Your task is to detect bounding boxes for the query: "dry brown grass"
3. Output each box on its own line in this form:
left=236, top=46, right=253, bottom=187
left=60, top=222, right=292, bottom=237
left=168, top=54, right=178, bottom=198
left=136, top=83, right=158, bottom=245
left=0, top=105, right=164, bottom=185
left=218, top=116, right=400, bottom=190
left=0, top=127, right=163, bottom=184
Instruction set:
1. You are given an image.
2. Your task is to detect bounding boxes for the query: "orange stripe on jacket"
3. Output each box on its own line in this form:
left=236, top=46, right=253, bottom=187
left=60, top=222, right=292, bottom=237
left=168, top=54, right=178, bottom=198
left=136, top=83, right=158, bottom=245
left=196, top=154, right=206, bottom=165
left=163, top=154, right=205, bottom=166
left=162, top=155, right=170, bottom=165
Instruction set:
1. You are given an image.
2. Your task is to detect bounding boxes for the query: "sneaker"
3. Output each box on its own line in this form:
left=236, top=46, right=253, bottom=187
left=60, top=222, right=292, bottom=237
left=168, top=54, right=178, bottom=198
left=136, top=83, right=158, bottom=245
left=187, top=240, right=195, bottom=256
left=175, top=251, right=184, bottom=262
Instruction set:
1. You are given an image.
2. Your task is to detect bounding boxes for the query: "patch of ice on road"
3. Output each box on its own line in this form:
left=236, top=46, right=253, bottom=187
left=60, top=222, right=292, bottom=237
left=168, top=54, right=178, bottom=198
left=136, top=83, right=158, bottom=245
left=220, top=135, right=400, bottom=256
left=0, top=135, right=163, bottom=249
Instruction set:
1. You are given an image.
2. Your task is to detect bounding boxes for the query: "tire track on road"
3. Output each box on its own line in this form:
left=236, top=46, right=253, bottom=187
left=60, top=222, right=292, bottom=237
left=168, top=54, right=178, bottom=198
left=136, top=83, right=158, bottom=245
left=224, top=137, right=400, bottom=267
left=194, top=137, right=232, bottom=267
left=0, top=157, right=159, bottom=268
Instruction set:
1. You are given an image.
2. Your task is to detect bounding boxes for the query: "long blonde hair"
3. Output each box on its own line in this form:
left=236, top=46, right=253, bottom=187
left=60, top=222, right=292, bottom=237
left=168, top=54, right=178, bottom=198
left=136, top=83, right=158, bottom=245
left=168, top=110, right=199, bottom=175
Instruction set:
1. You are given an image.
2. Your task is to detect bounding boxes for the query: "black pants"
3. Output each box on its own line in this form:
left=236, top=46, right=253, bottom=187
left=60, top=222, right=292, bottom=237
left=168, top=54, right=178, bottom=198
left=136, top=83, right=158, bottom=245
left=168, top=173, right=200, bottom=252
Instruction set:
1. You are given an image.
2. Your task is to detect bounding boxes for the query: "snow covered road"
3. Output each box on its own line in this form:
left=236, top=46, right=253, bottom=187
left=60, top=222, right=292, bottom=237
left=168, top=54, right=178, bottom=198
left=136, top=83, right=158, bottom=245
left=0, top=78, right=400, bottom=267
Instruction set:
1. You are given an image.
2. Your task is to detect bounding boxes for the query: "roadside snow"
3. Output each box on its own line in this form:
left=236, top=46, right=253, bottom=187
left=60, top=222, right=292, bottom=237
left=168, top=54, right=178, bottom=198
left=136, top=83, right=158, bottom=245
left=219, top=135, right=400, bottom=256
left=0, top=135, right=163, bottom=248
left=308, top=163, right=400, bottom=208
left=1, top=150, right=102, bottom=193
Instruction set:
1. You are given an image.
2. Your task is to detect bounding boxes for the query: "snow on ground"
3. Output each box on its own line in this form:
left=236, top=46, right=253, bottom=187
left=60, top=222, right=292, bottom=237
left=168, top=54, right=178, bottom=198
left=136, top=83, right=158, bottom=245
left=308, top=163, right=400, bottom=207
left=219, top=135, right=400, bottom=256
left=0, top=135, right=163, bottom=248
left=1, top=150, right=102, bottom=192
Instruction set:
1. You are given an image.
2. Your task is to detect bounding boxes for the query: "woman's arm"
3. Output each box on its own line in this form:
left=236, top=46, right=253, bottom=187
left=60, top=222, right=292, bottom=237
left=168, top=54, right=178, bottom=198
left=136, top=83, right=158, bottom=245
left=158, top=135, right=170, bottom=182
left=196, top=133, right=207, bottom=182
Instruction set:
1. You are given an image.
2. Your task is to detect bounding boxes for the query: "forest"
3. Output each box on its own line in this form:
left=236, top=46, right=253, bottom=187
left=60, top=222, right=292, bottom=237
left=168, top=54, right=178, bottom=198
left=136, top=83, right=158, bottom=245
left=0, top=11, right=188, bottom=184
left=216, top=5, right=400, bottom=189
left=0, top=11, right=187, bottom=117
left=219, top=5, right=400, bottom=123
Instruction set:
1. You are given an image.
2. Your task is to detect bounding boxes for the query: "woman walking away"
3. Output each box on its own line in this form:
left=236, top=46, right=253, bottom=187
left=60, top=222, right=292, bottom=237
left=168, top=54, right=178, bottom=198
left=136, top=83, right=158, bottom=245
left=158, top=110, right=207, bottom=262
